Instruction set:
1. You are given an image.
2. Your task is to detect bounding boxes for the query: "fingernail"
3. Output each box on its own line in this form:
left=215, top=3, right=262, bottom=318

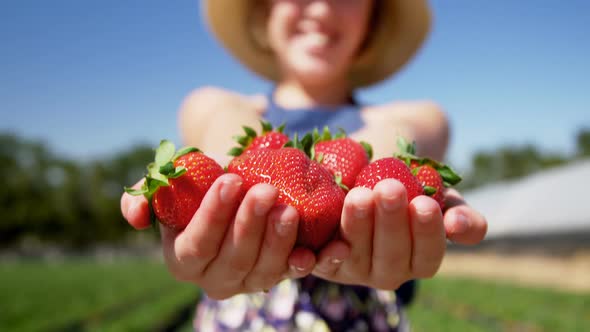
left=380, top=190, right=403, bottom=211
left=275, top=214, right=295, bottom=237
left=315, top=257, right=343, bottom=274
left=219, top=179, right=242, bottom=203
left=330, top=258, right=343, bottom=265
left=354, top=206, right=369, bottom=219
left=417, top=208, right=434, bottom=223
left=453, top=212, right=469, bottom=234
left=290, top=265, right=306, bottom=273
left=254, top=200, right=273, bottom=217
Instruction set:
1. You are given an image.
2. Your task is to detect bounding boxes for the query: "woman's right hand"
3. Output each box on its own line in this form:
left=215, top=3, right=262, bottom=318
left=120, top=173, right=316, bottom=300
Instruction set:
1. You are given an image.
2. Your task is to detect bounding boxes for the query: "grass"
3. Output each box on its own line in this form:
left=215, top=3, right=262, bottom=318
left=88, top=285, right=198, bottom=332
left=0, top=258, right=198, bottom=332
left=408, top=276, right=590, bottom=332
left=1, top=259, right=588, bottom=331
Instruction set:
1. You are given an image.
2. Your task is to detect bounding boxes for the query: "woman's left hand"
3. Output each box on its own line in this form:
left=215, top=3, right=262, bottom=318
left=311, top=178, right=487, bottom=290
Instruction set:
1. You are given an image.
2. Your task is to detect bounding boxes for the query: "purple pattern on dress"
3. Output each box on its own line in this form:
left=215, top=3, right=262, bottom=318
left=193, top=276, right=408, bottom=331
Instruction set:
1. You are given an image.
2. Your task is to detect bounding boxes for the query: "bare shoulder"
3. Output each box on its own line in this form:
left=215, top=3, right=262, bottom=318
left=363, top=100, right=446, bottom=123
left=356, top=100, right=450, bottom=160
left=178, top=86, right=266, bottom=158
left=180, top=86, right=266, bottom=116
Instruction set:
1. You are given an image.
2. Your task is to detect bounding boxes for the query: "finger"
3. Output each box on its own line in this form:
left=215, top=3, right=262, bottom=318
left=120, top=180, right=151, bottom=230
left=171, top=174, right=243, bottom=274
left=408, top=196, right=446, bottom=278
left=444, top=206, right=488, bottom=245
left=285, top=247, right=317, bottom=279
left=443, top=188, right=466, bottom=209
left=371, top=179, right=411, bottom=289
left=160, top=225, right=188, bottom=280
left=244, top=204, right=299, bottom=291
left=206, top=183, right=278, bottom=285
left=312, top=239, right=350, bottom=279
left=443, top=189, right=488, bottom=245
left=339, top=186, right=375, bottom=280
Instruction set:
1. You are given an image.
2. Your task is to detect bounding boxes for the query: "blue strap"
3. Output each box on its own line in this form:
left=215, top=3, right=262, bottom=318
left=263, top=88, right=365, bottom=137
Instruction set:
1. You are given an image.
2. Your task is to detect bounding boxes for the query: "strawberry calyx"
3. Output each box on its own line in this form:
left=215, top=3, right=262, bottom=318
left=395, top=136, right=462, bottom=187
left=124, top=140, right=200, bottom=227
left=310, top=126, right=373, bottom=162
left=422, top=185, right=438, bottom=195
left=228, top=120, right=286, bottom=157
left=283, top=132, right=315, bottom=156
left=124, top=140, right=200, bottom=200
left=284, top=131, right=350, bottom=191
left=333, top=173, right=349, bottom=192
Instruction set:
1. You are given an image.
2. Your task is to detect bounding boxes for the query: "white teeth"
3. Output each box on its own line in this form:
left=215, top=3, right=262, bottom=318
left=305, top=33, right=329, bottom=47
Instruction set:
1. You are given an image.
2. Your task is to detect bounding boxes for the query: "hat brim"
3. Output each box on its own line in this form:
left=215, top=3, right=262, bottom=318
left=203, top=0, right=431, bottom=88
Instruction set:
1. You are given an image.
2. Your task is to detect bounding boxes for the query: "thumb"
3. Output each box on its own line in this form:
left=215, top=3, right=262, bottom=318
left=121, top=180, right=152, bottom=230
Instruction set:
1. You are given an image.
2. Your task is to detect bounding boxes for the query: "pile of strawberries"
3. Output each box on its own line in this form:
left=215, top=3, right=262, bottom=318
left=126, top=122, right=461, bottom=251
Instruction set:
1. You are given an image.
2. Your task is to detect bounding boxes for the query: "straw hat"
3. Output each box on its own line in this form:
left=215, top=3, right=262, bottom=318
left=202, top=0, right=432, bottom=88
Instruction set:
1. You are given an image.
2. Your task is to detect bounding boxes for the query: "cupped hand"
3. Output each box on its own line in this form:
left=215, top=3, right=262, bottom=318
left=312, top=178, right=487, bottom=290
left=312, top=179, right=446, bottom=289
left=121, top=174, right=316, bottom=299
left=441, top=188, right=488, bottom=245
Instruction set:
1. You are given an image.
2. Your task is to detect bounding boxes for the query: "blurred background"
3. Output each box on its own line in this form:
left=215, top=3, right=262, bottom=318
left=1, top=0, right=588, bottom=331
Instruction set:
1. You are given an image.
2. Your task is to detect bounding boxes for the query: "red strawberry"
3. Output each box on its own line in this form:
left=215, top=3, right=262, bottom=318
left=125, top=140, right=225, bottom=230
left=395, top=137, right=462, bottom=210
left=354, top=157, right=424, bottom=201
left=312, top=127, right=373, bottom=191
left=229, top=121, right=289, bottom=156
left=227, top=147, right=345, bottom=251
left=413, top=165, right=446, bottom=209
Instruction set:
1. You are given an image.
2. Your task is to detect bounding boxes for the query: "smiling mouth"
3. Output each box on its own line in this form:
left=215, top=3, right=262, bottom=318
left=295, top=31, right=335, bottom=54
left=293, top=17, right=339, bottom=55
left=305, top=33, right=330, bottom=46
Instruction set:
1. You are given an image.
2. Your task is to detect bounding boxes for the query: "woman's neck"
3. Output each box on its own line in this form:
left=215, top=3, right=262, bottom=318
left=273, top=78, right=353, bottom=109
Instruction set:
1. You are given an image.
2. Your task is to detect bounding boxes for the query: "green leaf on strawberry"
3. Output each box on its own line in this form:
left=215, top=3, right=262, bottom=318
left=228, top=120, right=289, bottom=157
left=396, top=136, right=461, bottom=186
left=437, top=165, right=462, bottom=187
left=155, top=140, right=176, bottom=167
left=124, top=139, right=224, bottom=230
left=305, top=126, right=373, bottom=191
left=395, top=136, right=462, bottom=209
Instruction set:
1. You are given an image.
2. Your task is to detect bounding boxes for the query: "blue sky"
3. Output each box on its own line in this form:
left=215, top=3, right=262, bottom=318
left=1, top=0, right=588, bottom=170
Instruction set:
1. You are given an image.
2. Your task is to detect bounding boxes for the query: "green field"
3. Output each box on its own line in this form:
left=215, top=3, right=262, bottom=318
left=408, top=277, right=590, bottom=332
left=1, top=259, right=588, bottom=331
left=0, top=258, right=199, bottom=332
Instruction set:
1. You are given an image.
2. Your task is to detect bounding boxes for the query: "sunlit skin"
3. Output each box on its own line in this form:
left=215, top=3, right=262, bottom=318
left=267, top=0, right=373, bottom=93
left=121, top=0, right=487, bottom=299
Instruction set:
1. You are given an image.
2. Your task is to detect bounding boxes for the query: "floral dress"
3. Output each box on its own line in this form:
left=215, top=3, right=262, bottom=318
left=193, top=276, right=409, bottom=331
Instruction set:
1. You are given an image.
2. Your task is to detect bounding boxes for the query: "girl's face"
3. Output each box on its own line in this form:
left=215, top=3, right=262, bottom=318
left=265, top=0, right=374, bottom=85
